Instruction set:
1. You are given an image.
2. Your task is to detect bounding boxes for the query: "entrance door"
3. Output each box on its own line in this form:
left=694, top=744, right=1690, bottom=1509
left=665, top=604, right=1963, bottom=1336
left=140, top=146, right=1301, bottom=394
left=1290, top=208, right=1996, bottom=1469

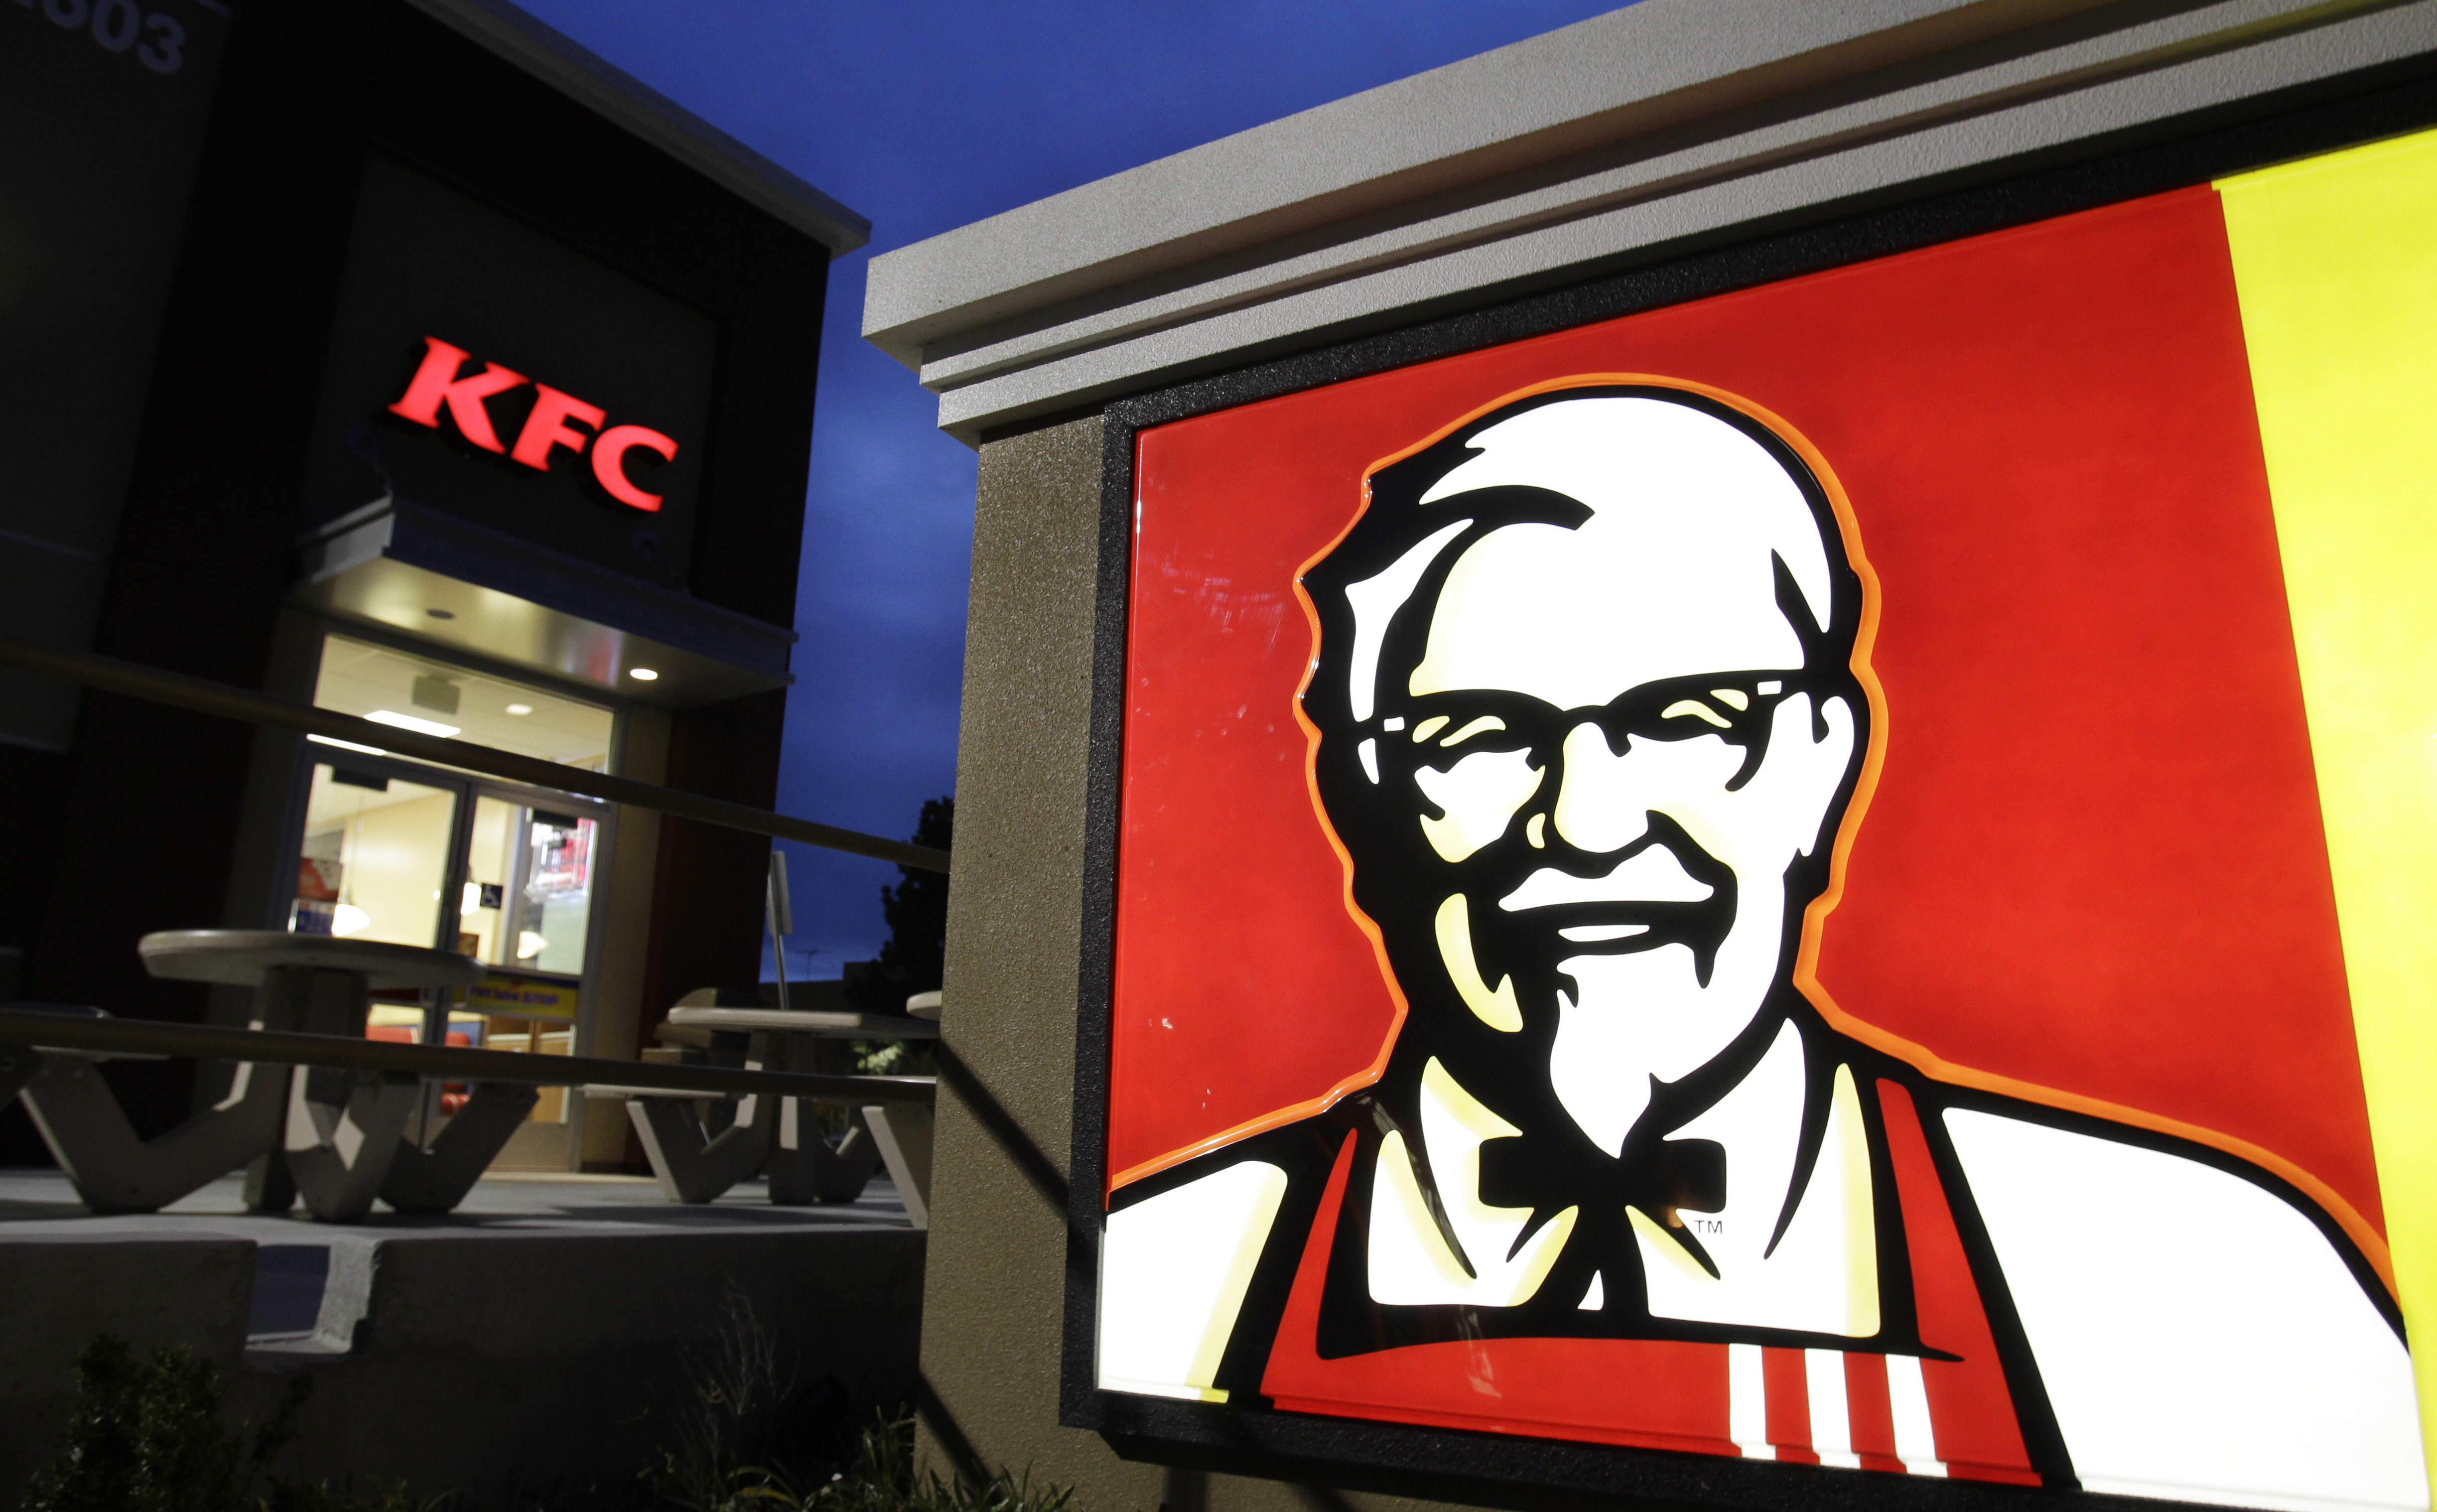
left=292, top=759, right=464, bottom=948
left=286, top=631, right=621, bottom=1166
left=459, top=795, right=599, bottom=976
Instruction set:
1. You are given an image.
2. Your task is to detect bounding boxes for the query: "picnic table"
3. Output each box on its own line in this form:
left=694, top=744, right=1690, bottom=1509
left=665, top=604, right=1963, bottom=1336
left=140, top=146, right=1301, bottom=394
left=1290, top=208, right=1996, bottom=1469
left=0, top=932, right=932, bottom=1224
left=594, top=1007, right=940, bottom=1221
left=8, top=930, right=512, bottom=1222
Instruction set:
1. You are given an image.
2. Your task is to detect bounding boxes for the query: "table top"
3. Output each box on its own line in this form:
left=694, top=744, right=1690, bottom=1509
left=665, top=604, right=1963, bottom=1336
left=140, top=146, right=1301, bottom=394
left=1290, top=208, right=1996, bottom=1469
left=663, top=1007, right=939, bottom=1041
left=139, top=930, right=490, bottom=990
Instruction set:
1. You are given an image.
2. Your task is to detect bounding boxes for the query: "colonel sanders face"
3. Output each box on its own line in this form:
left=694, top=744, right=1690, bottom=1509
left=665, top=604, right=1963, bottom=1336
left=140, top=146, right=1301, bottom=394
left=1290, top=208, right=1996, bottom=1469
left=1304, top=390, right=1870, bottom=1157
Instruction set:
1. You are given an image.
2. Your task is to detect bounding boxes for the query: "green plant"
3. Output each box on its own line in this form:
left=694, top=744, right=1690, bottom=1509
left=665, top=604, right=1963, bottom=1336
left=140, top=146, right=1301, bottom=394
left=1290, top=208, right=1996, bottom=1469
left=24, top=1330, right=1064, bottom=1512
left=810, top=1414, right=1071, bottom=1512
left=685, top=1413, right=1073, bottom=1512
left=846, top=1039, right=929, bottom=1077
left=259, top=1486, right=439, bottom=1512
left=18, top=1336, right=444, bottom=1512
left=633, top=1288, right=1068, bottom=1512
left=22, top=1335, right=257, bottom=1512
left=639, top=1289, right=797, bottom=1511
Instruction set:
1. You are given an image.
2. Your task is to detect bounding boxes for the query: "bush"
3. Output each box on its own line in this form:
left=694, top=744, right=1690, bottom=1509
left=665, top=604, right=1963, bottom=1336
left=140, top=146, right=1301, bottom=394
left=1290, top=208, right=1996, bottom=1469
left=24, top=1323, right=1066, bottom=1512
left=21, top=1336, right=251, bottom=1512
left=17, top=1336, right=435, bottom=1512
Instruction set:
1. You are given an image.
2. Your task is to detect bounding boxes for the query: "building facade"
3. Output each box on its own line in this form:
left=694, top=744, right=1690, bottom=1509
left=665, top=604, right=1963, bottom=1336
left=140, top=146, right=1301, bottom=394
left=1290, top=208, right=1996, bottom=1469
left=0, top=0, right=862, bottom=1168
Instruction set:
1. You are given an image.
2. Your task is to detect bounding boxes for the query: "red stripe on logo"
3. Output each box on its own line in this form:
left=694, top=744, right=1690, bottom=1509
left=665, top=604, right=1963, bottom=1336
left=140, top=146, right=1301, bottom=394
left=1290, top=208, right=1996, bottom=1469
left=1761, top=1348, right=1820, bottom=1465
left=1878, top=1080, right=2042, bottom=1485
left=1841, top=1352, right=1907, bottom=1473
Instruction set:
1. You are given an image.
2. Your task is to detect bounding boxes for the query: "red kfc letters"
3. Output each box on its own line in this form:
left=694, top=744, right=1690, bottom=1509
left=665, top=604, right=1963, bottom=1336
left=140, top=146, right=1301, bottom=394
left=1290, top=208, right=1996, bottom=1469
left=386, top=335, right=678, bottom=512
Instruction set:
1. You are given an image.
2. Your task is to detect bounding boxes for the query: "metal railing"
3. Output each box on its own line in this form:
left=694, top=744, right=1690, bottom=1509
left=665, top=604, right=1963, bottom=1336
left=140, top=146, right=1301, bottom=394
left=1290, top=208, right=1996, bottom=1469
left=0, top=1008, right=935, bottom=1105
left=0, top=633, right=950, bottom=874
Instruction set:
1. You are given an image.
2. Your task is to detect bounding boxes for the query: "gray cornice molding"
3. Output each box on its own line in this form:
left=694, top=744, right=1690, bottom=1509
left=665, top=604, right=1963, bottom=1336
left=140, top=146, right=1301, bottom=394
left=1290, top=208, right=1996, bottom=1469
left=410, top=0, right=870, bottom=257
left=863, top=0, right=2437, bottom=444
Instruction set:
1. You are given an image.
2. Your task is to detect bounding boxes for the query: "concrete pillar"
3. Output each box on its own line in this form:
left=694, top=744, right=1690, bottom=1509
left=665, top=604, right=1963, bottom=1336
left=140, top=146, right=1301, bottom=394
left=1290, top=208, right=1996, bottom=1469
left=919, top=419, right=1459, bottom=1512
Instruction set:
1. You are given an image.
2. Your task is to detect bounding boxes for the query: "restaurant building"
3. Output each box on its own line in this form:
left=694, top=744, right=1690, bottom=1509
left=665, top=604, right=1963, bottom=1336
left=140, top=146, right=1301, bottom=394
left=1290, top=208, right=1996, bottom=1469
left=0, top=0, right=864, bottom=1168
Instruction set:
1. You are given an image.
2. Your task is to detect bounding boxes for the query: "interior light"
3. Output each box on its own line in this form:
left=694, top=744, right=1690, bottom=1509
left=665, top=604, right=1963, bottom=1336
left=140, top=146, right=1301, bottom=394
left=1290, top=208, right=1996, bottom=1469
left=627, top=667, right=659, bottom=682
left=364, top=709, right=462, bottom=739
left=307, top=734, right=387, bottom=757
left=461, top=882, right=483, bottom=916
left=504, top=703, right=534, bottom=716
left=332, top=904, right=371, bottom=937
left=516, top=930, right=549, bottom=960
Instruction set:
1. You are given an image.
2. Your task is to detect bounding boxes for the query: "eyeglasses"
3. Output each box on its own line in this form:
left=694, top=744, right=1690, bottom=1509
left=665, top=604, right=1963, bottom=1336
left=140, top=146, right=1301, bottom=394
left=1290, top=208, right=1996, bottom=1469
left=1375, top=672, right=1808, bottom=788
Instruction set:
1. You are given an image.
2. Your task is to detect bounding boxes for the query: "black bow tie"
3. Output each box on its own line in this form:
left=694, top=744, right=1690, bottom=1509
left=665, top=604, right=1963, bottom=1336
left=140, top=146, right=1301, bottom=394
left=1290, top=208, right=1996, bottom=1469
left=1475, top=1131, right=1727, bottom=1229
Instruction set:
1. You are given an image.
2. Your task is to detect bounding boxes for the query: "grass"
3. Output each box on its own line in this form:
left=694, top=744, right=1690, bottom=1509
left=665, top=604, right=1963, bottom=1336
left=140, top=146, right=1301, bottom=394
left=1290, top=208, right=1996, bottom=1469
left=662, top=1413, right=1072, bottom=1512
left=636, top=1290, right=1069, bottom=1512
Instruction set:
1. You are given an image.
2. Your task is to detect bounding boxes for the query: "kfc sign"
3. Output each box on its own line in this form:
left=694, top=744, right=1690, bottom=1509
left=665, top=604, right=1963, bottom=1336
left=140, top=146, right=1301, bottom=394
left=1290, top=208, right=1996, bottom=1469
left=1089, top=127, right=2437, bottom=1512
left=387, top=336, right=680, bottom=512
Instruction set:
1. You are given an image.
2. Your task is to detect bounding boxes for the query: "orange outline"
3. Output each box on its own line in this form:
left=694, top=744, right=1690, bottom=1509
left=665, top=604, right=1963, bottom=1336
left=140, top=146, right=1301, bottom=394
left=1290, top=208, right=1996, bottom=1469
left=1109, top=373, right=2396, bottom=1298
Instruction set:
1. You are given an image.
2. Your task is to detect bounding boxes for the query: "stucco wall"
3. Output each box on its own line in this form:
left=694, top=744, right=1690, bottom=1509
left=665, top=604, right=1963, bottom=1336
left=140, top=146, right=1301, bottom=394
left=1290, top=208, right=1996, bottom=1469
left=920, top=417, right=1483, bottom=1512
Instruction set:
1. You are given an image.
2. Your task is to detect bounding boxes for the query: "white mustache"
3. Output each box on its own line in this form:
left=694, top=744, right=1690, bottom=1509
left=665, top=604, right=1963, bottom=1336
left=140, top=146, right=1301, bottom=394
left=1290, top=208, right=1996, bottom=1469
left=1498, top=845, right=1715, bottom=911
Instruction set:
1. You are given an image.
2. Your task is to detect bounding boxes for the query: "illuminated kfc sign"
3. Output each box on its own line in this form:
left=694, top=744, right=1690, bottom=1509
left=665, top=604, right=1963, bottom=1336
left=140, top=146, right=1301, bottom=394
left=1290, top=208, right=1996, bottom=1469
left=386, top=335, right=680, bottom=512
left=1081, top=126, right=2437, bottom=1512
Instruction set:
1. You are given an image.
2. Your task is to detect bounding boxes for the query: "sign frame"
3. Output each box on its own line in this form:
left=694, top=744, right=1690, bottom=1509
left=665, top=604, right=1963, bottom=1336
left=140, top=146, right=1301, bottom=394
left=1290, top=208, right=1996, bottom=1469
left=1053, top=67, right=2437, bottom=1512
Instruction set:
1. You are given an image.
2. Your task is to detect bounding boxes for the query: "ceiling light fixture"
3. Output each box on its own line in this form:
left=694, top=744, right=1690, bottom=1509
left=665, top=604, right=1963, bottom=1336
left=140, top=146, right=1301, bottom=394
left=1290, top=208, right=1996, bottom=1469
left=410, top=673, right=461, bottom=715
left=504, top=703, right=533, bottom=716
left=627, top=667, right=659, bottom=681
left=364, top=709, right=461, bottom=739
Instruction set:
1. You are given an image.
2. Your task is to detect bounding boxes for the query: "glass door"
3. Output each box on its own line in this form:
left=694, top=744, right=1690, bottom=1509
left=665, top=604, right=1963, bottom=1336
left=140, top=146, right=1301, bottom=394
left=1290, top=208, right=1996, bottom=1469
left=288, top=629, right=621, bottom=1160
left=454, top=792, right=605, bottom=1128
left=460, top=796, right=599, bottom=977
left=291, top=759, right=465, bottom=948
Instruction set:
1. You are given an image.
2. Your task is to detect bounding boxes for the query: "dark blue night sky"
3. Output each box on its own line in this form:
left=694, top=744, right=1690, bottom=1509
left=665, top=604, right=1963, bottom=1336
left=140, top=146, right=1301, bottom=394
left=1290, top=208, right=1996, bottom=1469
left=509, top=1, right=1630, bottom=977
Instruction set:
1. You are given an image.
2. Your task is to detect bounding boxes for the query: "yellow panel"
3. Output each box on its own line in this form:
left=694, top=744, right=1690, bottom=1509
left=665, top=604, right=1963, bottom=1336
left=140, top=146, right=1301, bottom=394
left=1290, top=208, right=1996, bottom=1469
left=2221, top=126, right=2437, bottom=1488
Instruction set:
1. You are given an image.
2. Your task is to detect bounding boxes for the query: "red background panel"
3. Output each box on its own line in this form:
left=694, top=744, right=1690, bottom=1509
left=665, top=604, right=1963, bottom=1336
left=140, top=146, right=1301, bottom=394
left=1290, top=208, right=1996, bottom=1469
left=1109, top=187, right=2380, bottom=1235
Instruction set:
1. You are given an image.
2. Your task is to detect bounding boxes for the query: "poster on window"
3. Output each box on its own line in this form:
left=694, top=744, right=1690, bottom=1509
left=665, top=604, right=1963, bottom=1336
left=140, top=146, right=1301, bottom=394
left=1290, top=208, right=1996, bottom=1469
left=526, top=812, right=593, bottom=901
left=1088, top=125, right=2437, bottom=1511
